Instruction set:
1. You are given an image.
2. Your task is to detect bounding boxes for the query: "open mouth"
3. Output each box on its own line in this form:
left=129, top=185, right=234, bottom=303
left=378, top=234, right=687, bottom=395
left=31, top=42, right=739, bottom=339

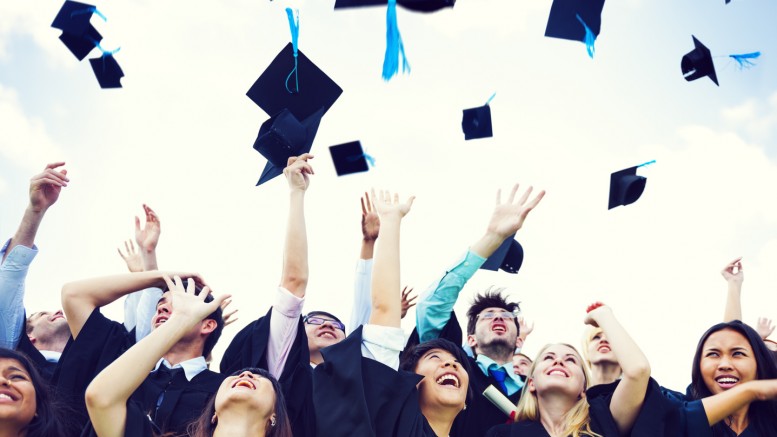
left=318, top=331, right=336, bottom=339
left=232, top=379, right=257, bottom=390
left=491, top=324, right=507, bottom=334
left=154, top=316, right=168, bottom=327
left=597, top=345, right=611, bottom=353
left=547, top=367, right=569, bottom=377
left=715, top=375, right=739, bottom=389
left=436, top=373, right=461, bottom=388
left=0, top=392, right=17, bottom=401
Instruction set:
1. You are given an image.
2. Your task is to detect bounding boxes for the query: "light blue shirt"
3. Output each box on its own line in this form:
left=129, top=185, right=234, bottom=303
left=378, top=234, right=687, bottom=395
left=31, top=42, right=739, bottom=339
left=348, top=259, right=373, bottom=335
left=0, top=239, right=37, bottom=349
left=415, top=250, right=485, bottom=343
left=152, top=356, right=208, bottom=382
left=476, top=353, right=524, bottom=396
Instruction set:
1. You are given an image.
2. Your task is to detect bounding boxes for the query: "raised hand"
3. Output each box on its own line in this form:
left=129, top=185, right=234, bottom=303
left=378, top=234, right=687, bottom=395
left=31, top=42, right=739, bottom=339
left=134, top=204, right=161, bottom=254
left=371, top=189, right=415, bottom=220
left=486, top=184, right=545, bottom=240
left=517, top=316, right=534, bottom=340
left=29, top=162, right=69, bottom=213
left=721, top=257, right=744, bottom=284
left=117, top=239, right=143, bottom=273
left=361, top=191, right=380, bottom=241
left=162, top=275, right=228, bottom=324
left=756, top=317, right=775, bottom=340
left=221, top=298, right=239, bottom=328
left=284, top=153, right=314, bottom=192
left=400, top=286, right=417, bottom=319
left=583, top=302, right=612, bottom=327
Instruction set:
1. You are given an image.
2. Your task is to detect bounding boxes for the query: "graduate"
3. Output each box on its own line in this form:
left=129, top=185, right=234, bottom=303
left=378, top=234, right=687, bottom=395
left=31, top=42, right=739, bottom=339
left=82, top=275, right=293, bottom=437
left=313, top=188, right=473, bottom=437
left=57, top=270, right=226, bottom=435
left=486, top=303, right=652, bottom=437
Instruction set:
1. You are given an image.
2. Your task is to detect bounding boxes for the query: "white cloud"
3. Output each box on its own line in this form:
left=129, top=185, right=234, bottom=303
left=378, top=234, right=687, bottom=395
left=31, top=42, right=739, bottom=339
left=721, top=91, right=777, bottom=141
left=0, top=0, right=74, bottom=65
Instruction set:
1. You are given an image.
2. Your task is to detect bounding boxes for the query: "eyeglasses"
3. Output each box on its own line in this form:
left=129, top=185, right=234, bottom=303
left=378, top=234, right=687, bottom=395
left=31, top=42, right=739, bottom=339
left=303, top=316, right=345, bottom=331
left=476, top=311, right=517, bottom=320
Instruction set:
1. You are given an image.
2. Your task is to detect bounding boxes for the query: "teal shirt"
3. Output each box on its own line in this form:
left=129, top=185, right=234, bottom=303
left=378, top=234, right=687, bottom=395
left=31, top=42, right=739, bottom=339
left=476, top=353, right=524, bottom=396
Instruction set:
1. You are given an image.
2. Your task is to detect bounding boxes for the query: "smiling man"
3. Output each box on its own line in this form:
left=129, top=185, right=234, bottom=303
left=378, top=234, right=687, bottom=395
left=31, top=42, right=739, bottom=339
left=413, top=183, right=545, bottom=437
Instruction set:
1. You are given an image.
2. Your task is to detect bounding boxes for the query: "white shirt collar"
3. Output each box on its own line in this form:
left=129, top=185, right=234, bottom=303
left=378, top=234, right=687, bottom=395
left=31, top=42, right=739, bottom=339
left=152, top=357, right=208, bottom=381
left=40, top=350, right=61, bottom=363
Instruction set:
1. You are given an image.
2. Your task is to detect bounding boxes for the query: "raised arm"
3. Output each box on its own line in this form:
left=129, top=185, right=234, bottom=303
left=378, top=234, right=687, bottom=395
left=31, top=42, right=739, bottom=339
left=700, top=379, right=777, bottom=426
left=584, top=303, right=651, bottom=436
left=369, top=189, right=414, bottom=328
left=416, top=184, right=545, bottom=342
left=1, top=162, right=68, bottom=349
left=721, top=257, right=744, bottom=322
left=280, top=154, right=312, bottom=298
left=135, top=204, right=161, bottom=271
left=350, top=192, right=380, bottom=332
left=61, top=270, right=204, bottom=339
left=84, top=276, right=228, bottom=437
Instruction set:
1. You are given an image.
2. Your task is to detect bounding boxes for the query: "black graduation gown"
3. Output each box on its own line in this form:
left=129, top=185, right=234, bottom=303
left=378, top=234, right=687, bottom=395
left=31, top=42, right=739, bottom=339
left=484, top=381, right=620, bottom=437
left=313, top=326, right=438, bottom=437
left=57, top=308, right=225, bottom=436
left=220, top=307, right=315, bottom=437
left=408, top=312, right=522, bottom=437
left=80, top=400, right=155, bottom=437
left=15, top=313, right=58, bottom=382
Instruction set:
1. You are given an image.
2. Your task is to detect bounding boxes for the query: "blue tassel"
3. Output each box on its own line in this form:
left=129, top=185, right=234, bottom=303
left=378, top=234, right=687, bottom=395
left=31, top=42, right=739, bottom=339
left=71, top=6, right=107, bottom=21
left=637, top=159, right=656, bottom=168
left=485, top=92, right=496, bottom=106
left=729, top=52, right=761, bottom=69
left=348, top=153, right=376, bottom=167
left=382, top=0, right=410, bottom=81
left=88, top=37, right=120, bottom=56
left=285, top=8, right=300, bottom=94
left=575, top=14, right=595, bottom=59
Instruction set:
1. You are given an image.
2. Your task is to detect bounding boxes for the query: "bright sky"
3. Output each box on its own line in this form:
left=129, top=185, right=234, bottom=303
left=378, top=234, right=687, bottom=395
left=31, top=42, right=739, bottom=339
left=1, top=0, right=776, bottom=392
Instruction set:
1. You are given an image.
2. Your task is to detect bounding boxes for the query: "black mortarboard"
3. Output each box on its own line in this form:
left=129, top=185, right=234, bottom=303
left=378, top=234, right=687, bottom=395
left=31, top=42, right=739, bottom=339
left=247, top=43, right=343, bottom=121
left=51, top=1, right=101, bottom=35
left=58, top=25, right=102, bottom=60
left=681, top=36, right=719, bottom=86
left=462, top=104, right=493, bottom=140
left=254, top=107, right=325, bottom=186
left=89, top=54, right=124, bottom=88
left=481, top=235, right=524, bottom=274
left=334, top=0, right=455, bottom=13
left=329, top=141, right=370, bottom=176
left=608, top=166, right=647, bottom=209
left=544, top=0, right=605, bottom=43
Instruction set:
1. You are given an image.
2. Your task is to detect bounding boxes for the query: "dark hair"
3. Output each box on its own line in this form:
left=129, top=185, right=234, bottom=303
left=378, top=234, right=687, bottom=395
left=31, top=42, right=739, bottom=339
left=304, top=311, right=345, bottom=332
left=689, top=321, right=777, bottom=436
left=187, top=367, right=292, bottom=437
left=400, top=338, right=474, bottom=403
left=0, top=348, right=77, bottom=437
left=466, top=287, right=520, bottom=336
left=160, top=283, right=224, bottom=358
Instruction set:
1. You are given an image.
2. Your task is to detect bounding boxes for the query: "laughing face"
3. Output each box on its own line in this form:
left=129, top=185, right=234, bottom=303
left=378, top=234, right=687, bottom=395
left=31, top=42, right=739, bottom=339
left=27, top=310, right=69, bottom=345
left=0, top=358, right=36, bottom=428
left=585, top=328, right=617, bottom=366
left=469, top=307, right=518, bottom=356
left=700, top=328, right=757, bottom=395
left=528, top=344, right=587, bottom=399
left=214, top=370, right=276, bottom=419
left=304, top=315, right=345, bottom=354
left=415, top=348, right=469, bottom=411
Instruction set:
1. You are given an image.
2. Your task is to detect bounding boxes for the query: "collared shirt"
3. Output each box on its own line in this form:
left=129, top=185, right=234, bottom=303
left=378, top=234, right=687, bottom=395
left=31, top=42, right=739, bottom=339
left=152, top=356, right=208, bottom=382
left=475, top=354, right=524, bottom=396
left=0, top=239, right=37, bottom=349
left=416, top=250, right=486, bottom=343
left=125, top=287, right=164, bottom=343
left=361, top=324, right=408, bottom=371
left=267, top=286, right=305, bottom=379
left=349, top=258, right=373, bottom=335
left=40, top=350, right=61, bottom=363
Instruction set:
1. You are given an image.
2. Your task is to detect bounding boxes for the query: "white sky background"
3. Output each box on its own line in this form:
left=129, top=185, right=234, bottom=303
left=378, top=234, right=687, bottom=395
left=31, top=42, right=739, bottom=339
left=1, top=0, right=777, bottom=392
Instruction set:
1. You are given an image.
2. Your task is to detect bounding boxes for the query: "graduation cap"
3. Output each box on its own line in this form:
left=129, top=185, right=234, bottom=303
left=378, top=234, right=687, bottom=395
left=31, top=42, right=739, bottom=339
left=544, top=0, right=605, bottom=58
left=608, top=162, right=653, bottom=210
left=462, top=93, right=495, bottom=140
left=681, top=36, right=718, bottom=86
left=334, top=0, right=455, bottom=13
left=247, top=43, right=343, bottom=121
left=52, top=1, right=106, bottom=60
left=481, top=235, right=524, bottom=274
left=254, top=107, right=325, bottom=186
left=89, top=53, right=123, bottom=88
left=329, top=141, right=373, bottom=176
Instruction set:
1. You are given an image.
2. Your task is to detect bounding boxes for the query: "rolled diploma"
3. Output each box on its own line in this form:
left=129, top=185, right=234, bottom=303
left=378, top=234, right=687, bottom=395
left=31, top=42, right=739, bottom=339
left=482, top=385, right=517, bottom=419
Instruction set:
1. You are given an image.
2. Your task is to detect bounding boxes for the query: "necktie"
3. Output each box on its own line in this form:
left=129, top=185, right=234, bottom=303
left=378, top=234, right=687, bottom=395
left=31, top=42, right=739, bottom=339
left=152, top=366, right=185, bottom=415
left=489, top=367, right=509, bottom=394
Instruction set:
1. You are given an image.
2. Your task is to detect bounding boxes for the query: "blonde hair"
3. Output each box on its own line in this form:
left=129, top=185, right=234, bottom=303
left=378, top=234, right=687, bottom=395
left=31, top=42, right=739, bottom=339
left=514, top=343, right=603, bottom=437
left=580, top=326, right=602, bottom=368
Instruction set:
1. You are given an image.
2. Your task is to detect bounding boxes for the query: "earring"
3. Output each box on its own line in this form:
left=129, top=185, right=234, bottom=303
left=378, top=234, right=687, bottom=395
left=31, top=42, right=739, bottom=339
left=463, top=404, right=467, bottom=411
left=270, top=416, right=277, bottom=427
left=211, top=414, right=218, bottom=425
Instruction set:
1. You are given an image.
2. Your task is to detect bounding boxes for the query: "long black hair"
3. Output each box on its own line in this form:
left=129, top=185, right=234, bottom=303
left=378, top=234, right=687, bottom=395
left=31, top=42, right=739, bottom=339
left=400, top=338, right=474, bottom=403
left=689, top=321, right=777, bottom=436
left=0, top=348, right=77, bottom=437
left=187, top=367, right=292, bottom=437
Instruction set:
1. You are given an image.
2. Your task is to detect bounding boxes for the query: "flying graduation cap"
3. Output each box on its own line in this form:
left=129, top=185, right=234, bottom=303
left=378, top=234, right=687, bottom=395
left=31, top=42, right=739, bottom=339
left=89, top=51, right=124, bottom=88
left=329, top=141, right=374, bottom=176
left=608, top=160, right=654, bottom=210
left=51, top=0, right=106, bottom=60
left=334, top=0, right=455, bottom=13
left=481, top=235, right=524, bottom=274
left=247, top=8, right=343, bottom=185
left=462, top=93, right=495, bottom=140
left=545, top=0, right=605, bottom=58
left=681, top=35, right=761, bottom=87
